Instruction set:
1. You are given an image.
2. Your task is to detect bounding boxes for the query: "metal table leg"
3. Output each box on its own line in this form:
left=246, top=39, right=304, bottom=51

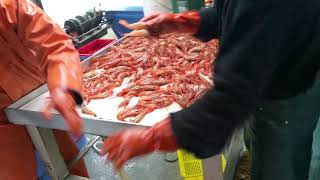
left=27, top=126, right=69, bottom=180
left=223, top=127, right=244, bottom=180
left=27, top=126, right=96, bottom=180
left=68, top=136, right=100, bottom=170
left=27, top=124, right=243, bottom=180
left=203, top=155, right=224, bottom=180
left=202, top=127, right=245, bottom=180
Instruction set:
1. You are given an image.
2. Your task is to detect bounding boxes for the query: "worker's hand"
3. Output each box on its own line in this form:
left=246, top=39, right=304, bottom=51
left=42, top=88, right=83, bottom=136
left=119, top=11, right=200, bottom=36
left=101, top=118, right=178, bottom=169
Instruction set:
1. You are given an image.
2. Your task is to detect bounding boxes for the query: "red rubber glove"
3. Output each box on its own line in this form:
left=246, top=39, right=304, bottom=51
left=43, top=88, right=83, bottom=136
left=101, top=118, right=178, bottom=169
left=42, top=60, right=84, bottom=136
left=120, top=11, right=200, bottom=35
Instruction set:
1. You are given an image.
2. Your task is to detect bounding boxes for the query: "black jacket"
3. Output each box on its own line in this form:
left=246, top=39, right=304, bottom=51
left=171, top=0, right=320, bottom=158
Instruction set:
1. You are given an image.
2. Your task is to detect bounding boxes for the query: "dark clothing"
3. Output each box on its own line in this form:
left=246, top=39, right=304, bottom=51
left=171, top=0, right=320, bottom=158
left=248, top=78, right=320, bottom=180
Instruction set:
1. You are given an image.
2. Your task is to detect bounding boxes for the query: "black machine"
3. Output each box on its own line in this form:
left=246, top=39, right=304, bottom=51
left=32, top=0, right=112, bottom=48
left=64, top=10, right=112, bottom=48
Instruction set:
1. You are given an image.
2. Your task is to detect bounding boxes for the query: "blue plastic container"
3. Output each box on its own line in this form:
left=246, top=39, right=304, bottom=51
left=107, top=11, right=144, bottom=38
left=36, top=151, right=50, bottom=180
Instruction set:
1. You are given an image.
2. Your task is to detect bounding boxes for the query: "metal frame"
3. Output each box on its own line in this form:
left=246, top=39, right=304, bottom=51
left=203, top=155, right=224, bottom=180
left=223, top=127, right=245, bottom=180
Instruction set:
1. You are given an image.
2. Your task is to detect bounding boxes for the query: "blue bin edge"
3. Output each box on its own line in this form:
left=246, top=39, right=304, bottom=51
left=108, top=10, right=144, bottom=38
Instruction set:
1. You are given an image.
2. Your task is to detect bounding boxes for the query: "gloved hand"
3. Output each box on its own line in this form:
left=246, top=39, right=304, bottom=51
left=42, top=61, right=84, bottom=136
left=43, top=88, right=83, bottom=136
left=101, top=118, right=178, bottom=169
left=120, top=11, right=200, bottom=35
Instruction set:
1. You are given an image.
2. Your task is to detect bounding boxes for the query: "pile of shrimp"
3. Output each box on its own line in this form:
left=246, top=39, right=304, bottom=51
left=82, top=33, right=219, bottom=122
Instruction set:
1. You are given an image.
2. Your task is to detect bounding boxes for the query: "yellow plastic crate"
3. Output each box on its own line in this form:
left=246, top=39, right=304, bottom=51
left=177, top=149, right=226, bottom=180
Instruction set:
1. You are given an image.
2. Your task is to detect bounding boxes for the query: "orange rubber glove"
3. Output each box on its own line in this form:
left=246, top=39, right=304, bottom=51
left=102, top=118, right=178, bottom=169
left=42, top=60, right=84, bottom=136
left=120, top=11, right=200, bottom=35
left=43, top=88, right=82, bottom=136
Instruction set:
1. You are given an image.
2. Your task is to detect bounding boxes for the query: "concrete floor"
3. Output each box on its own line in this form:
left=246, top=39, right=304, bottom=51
left=83, top=135, right=182, bottom=180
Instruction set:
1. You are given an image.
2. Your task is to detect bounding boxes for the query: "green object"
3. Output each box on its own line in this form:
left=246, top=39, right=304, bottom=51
left=171, top=0, right=205, bottom=13
left=247, top=77, right=320, bottom=180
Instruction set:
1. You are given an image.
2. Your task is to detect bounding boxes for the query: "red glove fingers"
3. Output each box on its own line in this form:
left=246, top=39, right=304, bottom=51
left=120, top=11, right=201, bottom=35
left=42, top=88, right=83, bottom=136
left=101, top=118, right=178, bottom=169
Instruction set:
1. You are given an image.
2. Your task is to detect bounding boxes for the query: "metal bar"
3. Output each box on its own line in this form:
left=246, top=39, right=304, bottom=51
left=38, top=127, right=70, bottom=179
left=67, top=136, right=101, bottom=170
left=203, top=155, right=224, bottom=180
left=81, top=36, right=127, bottom=69
left=27, top=126, right=69, bottom=180
left=223, top=128, right=244, bottom=180
left=75, top=23, right=107, bottom=39
left=26, top=126, right=59, bottom=180
left=6, top=107, right=146, bottom=136
left=202, top=128, right=244, bottom=180
left=93, top=140, right=104, bottom=154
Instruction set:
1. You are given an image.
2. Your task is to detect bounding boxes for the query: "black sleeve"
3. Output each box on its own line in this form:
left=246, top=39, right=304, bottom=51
left=193, top=6, right=220, bottom=42
left=171, top=0, right=287, bottom=158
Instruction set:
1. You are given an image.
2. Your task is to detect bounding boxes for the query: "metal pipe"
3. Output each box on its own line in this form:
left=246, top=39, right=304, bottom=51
left=67, top=136, right=101, bottom=171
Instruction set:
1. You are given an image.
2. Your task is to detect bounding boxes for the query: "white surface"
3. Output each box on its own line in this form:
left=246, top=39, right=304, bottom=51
left=83, top=77, right=182, bottom=126
left=41, top=0, right=96, bottom=27
left=20, top=79, right=182, bottom=127
left=85, top=96, right=181, bottom=126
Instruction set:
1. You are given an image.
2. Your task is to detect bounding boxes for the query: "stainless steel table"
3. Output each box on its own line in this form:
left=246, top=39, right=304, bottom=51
left=5, top=37, right=242, bottom=180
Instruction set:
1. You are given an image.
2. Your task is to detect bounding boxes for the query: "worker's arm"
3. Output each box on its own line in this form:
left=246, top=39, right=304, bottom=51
left=16, top=0, right=83, bottom=98
left=119, top=6, right=219, bottom=40
left=171, top=0, right=288, bottom=157
left=120, top=11, right=201, bottom=35
left=193, top=6, right=220, bottom=41
left=102, top=0, right=291, bottom=168
left=3, top=0, right=83, bottom=134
